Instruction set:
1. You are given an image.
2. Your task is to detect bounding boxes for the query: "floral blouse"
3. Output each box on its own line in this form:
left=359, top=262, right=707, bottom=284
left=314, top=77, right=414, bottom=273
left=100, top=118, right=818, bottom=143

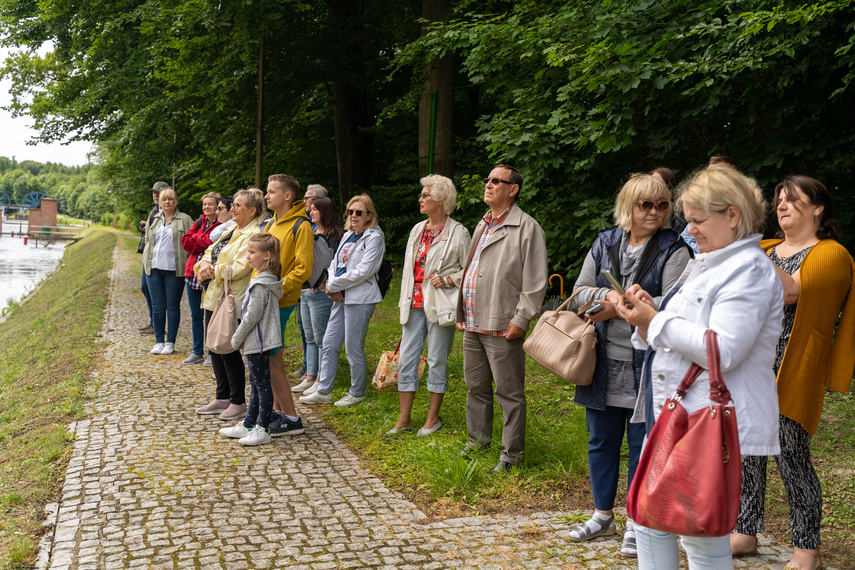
left=411, top=227, right=443, bottom=308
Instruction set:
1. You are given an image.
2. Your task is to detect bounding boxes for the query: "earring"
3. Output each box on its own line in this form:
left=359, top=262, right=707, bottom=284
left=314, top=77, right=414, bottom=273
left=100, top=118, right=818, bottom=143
left=814, top=214, right=818, bottom=223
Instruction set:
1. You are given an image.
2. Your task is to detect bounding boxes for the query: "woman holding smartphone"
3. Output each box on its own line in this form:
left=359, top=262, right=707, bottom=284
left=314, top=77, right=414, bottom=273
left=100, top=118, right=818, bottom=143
left=569, top=173, right=691, bottom=557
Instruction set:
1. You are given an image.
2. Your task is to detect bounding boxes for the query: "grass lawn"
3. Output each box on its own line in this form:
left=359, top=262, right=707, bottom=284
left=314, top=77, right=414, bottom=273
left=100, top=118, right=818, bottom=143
left=0, top=228, right=115, bottom=569
left=280, top=276, right=855, bottom=569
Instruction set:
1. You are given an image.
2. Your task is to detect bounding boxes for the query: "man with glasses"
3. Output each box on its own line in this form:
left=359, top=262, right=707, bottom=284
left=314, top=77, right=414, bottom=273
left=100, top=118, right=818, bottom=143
left=456, top=164, right=548, bottom=473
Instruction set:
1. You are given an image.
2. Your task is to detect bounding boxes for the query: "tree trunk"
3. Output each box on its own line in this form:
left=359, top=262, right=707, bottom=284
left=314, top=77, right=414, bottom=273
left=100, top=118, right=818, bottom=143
left=418, top=0, right=454, bottom=177
left=329, top=0, right=373, bottom=206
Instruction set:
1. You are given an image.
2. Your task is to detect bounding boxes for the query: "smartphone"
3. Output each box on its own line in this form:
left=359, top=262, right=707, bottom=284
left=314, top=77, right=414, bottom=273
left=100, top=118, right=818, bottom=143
left=584, top=303, right=605, bottom=316
left=600, top=269, right=627, bottom=296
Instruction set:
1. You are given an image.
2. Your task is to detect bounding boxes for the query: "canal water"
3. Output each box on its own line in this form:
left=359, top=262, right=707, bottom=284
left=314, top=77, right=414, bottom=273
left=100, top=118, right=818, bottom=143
left=0, top=218, right=69, bottom=306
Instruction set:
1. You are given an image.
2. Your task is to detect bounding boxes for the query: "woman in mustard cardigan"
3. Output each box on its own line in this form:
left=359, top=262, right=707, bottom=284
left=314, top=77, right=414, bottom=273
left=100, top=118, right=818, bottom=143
left=730, top=175, right=855, bottom=570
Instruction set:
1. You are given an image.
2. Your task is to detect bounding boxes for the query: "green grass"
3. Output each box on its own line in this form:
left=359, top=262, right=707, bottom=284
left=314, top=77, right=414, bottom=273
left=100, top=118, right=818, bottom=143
left=280, top=276, right=855, bottom=567
left=0, top=228, right=115, bottom=569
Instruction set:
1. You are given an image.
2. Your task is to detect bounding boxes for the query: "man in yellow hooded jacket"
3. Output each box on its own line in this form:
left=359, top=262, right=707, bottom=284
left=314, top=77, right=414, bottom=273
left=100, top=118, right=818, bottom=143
left=262, top=173, right=314, bottom=435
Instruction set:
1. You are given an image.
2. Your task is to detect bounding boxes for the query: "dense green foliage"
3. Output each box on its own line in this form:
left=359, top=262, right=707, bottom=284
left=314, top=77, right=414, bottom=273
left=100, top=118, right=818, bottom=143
left=0, top=156, right=112, bottom=222
left=2, top=0, right=854, bottom=278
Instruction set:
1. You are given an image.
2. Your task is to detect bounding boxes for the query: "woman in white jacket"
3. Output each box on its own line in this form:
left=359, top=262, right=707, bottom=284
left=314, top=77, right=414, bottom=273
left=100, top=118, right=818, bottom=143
left=616, top=167, right=784, bottom=570
left=300, top=194, right=385, bottom=408
left=387, top=175, right=471, bottom=436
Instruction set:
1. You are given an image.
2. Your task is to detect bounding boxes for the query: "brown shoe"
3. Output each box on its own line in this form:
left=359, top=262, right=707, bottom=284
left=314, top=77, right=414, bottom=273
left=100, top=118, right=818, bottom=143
left=196, top=399, right=230, bottom=415
left=139, top=324, right=154, bottom=335
left=219, top=403, right=248, bottom=421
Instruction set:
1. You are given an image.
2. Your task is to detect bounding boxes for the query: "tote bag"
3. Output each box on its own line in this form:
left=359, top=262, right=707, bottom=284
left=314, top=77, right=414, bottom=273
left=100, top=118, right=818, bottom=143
left=206, top=266, right=238, bottom=354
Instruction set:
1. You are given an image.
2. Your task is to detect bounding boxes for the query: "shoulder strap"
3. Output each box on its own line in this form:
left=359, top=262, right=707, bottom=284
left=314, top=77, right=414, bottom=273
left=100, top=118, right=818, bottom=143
left=291, top=216, right=306, bottom=240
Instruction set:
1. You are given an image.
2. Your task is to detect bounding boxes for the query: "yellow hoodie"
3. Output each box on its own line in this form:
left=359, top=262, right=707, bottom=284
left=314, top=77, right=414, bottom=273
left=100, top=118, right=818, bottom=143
left=260, top=201, right=314, bottom=308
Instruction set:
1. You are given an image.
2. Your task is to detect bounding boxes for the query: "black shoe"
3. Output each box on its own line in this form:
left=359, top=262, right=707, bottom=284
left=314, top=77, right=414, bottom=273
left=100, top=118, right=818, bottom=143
left=268, top=415, right=305, bottom=437
left=488, top=460, right=515, bottom=474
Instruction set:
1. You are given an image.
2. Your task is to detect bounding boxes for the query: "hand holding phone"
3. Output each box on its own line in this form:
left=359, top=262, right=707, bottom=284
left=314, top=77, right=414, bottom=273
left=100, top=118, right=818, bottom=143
left=584, top=303, right=605, bottom=316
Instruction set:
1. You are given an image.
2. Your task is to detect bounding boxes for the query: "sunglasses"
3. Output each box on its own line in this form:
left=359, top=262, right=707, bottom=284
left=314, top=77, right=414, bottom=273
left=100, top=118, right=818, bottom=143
left=217, top=206, right=227, bottom=211
left=347, top=209, right=364, bottom=217
left=636, top=200, right=671, bottom=212
left=483, top=177, right=514, bottom=186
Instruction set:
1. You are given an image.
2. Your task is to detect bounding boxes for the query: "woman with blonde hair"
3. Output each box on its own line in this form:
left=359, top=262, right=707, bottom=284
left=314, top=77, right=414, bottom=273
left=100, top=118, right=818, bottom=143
left=386, top=175, right=471, bottom=436
left=300, top=193, right=385, bottom=408
left=569, top=173, right=691, bottom=557
left=180, top=191, right=222, bottom=364
left=143, top=187, right=194, bottom=355
left=616, top=167, right=783, bottom=569
left=194, top=189, right=264, bottom=420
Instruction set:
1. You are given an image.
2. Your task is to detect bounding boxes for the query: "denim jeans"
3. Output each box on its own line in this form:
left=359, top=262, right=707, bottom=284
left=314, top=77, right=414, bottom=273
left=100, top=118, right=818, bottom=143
left=398, top=307, right=455, bottom=393
left=185, top=283, right=205, bottom=356
left=317, top=302, right=376, bottom=397
left=145, top=268, right=185, bottom=344
left=141, top=269, right=153, bottom=324
left=296, top=298, right=307, bottom=368
left=635, top=524, right=732, bottom=570
left=243, top=353, right=273, bottom=429
left=585, top=405, right=644, bottom=511
left=300, top=290, right=333, bottom=377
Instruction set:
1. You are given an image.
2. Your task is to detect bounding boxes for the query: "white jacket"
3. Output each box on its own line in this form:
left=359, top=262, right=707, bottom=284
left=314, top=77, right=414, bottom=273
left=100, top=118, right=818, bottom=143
left=632, top=234, right=783, bottom=456
left=326, top=226, right=386, bottom=305
left=398, top=217, right=471, bottom=325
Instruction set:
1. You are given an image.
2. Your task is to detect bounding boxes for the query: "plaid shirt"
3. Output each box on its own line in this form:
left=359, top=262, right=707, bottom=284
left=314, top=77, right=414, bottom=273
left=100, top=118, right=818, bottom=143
left=461, top=204, right=514, bottom=335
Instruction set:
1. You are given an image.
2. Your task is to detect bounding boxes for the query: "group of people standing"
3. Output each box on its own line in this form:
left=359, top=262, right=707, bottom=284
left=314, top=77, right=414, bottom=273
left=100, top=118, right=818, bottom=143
left=136, top=159, right=854, bottom=570
left=567, top=160, right=853, bottom=570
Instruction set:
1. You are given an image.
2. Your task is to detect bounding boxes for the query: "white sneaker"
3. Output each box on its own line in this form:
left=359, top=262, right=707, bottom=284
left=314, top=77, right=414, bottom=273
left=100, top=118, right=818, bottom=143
left=292, top=378, right=315, bottom=393
left=300, top=391, right=333, bottom=404
left=334, top=394, right=365, bottom=408
left=219, top=421, right=251, bottom=439
left=161, top=342, right=175, bottom=355
left=302, top=382, right=319, bottom=396
left=150, top=343, right=164, bottom=355
left=239, top=426, right=272, bottom=446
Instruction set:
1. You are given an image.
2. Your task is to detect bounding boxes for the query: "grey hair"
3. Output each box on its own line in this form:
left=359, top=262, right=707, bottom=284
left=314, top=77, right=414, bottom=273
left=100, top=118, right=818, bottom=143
left=306, top=184, right=328, bottom=198
left=235, top=188, right=267, bottom=220
left=420, top=174, right=457, bottom=215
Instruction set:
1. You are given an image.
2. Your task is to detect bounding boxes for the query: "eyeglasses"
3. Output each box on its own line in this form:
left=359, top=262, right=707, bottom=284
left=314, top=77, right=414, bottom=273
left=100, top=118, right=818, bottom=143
left=420, top=192, right=432, bottom=199
left=217, top=206, right=227, bottom=211
left=231, top=203, right=243, bottom=210
left=347, top=209, right=364, bottom=217
left=483, top=177, right=514, bottom=186
left=636, top=200, right=671, bottom=212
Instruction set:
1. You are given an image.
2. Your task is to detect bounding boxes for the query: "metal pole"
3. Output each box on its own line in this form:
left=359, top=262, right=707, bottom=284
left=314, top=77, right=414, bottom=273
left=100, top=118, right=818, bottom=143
left=427, top=90, right=438, bottom=174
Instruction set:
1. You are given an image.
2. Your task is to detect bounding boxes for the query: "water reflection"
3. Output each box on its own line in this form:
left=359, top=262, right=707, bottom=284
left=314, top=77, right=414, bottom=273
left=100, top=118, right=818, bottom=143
left=0, top=223, right=68, bottom=304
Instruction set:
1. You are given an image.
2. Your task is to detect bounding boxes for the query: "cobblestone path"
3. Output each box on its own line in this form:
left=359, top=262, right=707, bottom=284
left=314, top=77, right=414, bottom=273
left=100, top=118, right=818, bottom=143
left=39, top=237, right=818, bottom=569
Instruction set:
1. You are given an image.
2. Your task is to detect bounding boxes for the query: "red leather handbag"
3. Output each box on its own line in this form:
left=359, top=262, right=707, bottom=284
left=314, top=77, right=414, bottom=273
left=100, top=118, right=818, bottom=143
left=627, top=330, right=742, bottom=537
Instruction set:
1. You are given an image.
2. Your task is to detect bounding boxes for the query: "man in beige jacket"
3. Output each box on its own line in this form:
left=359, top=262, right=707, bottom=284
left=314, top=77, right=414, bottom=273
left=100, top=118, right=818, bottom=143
left=456, top=164, right=548, bottom=473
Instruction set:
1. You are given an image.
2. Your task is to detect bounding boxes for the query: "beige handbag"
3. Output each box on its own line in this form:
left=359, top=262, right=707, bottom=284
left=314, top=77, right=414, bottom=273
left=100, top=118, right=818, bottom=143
left=523, top=288, right=597, bottom=385
left=206, top=266, right=238, bottom=354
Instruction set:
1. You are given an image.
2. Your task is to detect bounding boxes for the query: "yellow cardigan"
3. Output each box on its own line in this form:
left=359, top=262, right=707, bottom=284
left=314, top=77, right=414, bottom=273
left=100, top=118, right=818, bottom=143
left=762, top=239, right=855, bottom=434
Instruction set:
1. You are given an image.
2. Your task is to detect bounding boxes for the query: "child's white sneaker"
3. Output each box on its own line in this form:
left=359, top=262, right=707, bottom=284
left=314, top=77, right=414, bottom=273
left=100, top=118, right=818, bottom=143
left=219, top=421, right=250, bottom=439
left=239, top=426, right=271, bottom=446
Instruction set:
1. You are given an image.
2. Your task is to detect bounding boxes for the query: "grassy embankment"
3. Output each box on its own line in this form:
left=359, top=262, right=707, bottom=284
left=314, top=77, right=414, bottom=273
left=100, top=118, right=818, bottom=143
left=0, top=228, right=115, bottom=569
left=282, top=278, right=855, bottom=569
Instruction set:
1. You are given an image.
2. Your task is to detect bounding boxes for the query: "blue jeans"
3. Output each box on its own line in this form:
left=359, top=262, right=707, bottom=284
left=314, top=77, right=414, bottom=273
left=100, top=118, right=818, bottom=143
left=141, top=269, right=153, bottom=324
left=243, top=353, right=273, bottom=429
left=398, top=307, right=455, bottom=393
left=317, top=302, right=376, bottom=397
left=145, top=269, right=185, bottom=344
left=185, top=283, right=205, bottom=356
left=585, top=405, right=644, bottom=511
left=635, top=524, right=732, bottom=570
left=296, top=298, right=307, bottom=368
left=300, top=290, right=333, bottom=377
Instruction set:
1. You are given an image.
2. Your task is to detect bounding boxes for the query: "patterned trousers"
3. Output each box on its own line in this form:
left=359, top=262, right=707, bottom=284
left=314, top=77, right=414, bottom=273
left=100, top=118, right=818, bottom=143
left=735, top=414, right=822, bottom=550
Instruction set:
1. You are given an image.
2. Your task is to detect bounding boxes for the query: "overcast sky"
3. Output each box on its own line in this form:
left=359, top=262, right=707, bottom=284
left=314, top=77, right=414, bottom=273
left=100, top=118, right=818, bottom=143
left=0, top=46, right=93, bottom=167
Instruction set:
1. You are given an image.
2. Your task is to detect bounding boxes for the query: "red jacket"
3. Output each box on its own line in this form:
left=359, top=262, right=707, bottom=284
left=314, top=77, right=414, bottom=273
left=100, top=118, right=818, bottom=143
left=180, top=216, right=221, bottom=278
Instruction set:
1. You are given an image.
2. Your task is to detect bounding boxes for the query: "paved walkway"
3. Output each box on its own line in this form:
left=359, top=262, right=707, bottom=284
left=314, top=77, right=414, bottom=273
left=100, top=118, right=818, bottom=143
left=39, top=237, right=818, bottom=569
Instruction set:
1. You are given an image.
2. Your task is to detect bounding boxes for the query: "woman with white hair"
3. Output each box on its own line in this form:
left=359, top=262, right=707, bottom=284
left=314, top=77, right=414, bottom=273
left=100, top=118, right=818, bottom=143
left=616, top=167, right=784, bottom=569
left=387, top=175, right=471, bottom=436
